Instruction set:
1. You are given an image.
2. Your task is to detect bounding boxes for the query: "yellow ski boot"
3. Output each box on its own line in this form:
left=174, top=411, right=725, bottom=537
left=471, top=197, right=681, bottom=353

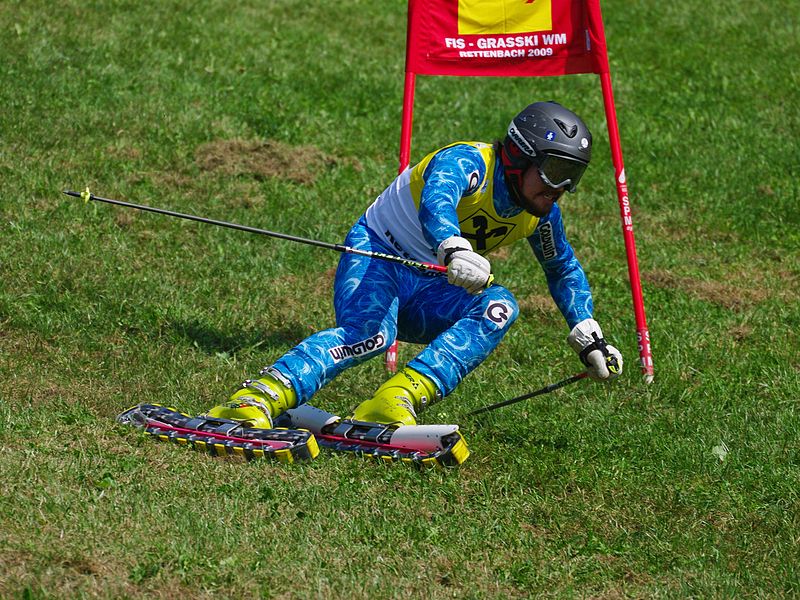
left=351, top=367, right=441, bottom=426
left=207, top=368, right=297, bottom=429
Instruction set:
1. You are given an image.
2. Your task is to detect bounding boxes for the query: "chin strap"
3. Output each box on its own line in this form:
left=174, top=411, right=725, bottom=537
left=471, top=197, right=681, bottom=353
left=497, top=143, right=526, bottom=208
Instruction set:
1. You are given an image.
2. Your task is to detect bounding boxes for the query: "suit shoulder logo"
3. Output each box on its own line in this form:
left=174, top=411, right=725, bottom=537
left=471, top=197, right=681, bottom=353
left=465, top=169, right=481, bottom=195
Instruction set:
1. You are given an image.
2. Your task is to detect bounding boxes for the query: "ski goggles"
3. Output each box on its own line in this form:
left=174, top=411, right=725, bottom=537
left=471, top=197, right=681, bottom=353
left=535, top=154, right=588, bottom=193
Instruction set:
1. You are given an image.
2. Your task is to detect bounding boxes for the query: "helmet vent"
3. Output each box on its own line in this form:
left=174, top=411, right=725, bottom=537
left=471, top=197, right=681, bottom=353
left=554, top=118, right=578, bottom=138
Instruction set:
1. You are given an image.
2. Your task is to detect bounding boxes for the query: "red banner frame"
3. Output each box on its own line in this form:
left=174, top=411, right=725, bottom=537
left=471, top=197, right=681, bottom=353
left=385, top=0, right=653, bottom=383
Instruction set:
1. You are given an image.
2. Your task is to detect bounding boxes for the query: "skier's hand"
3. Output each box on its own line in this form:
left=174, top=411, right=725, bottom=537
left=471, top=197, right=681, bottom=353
left=437, top=236, right=492, bottom=294
left=567, top=318, right=623, bottom=381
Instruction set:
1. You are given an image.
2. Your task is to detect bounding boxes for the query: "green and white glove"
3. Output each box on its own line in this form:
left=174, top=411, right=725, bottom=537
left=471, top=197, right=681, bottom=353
left=567, top=318, right=623, bottom=381
left=437, top=235, right=492, bottom=295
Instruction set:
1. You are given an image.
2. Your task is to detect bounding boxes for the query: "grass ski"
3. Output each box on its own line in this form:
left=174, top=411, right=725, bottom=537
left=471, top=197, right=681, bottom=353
left=275, top=403, right=470, bottom=467
left=117, top=403, right=320, bottom=463
left=313, top=422, right=469, bottom=467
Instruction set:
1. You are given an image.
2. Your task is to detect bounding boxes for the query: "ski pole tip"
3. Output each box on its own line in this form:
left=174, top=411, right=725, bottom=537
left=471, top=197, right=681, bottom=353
left=63, top=188, right=92, bottom=203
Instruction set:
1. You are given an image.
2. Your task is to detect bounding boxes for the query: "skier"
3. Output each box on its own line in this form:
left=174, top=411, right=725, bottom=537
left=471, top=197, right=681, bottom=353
left=206, top=101, right=623, bottom=429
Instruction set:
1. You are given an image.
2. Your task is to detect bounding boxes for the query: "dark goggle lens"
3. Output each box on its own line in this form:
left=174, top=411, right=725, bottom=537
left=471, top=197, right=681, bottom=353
left=538, top=155, right=587, bottom=193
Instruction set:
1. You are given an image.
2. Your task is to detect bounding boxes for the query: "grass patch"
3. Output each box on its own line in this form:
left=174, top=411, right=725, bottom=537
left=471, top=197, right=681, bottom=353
left=1, top=0, right=798, bottom=597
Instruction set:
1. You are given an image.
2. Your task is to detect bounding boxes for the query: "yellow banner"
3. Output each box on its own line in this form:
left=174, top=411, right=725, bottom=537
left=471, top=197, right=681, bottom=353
left=458, top=0, right=553, bottom=35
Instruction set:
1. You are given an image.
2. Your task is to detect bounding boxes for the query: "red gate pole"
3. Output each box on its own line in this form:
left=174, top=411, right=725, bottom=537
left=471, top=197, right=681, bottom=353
left=398, top=71, right=416, bottom=172
left=587, top=0, right=654, bottom=382
left=385, top=0, right=423, bottom=372
left=598, top=71, right=654, bottom=383
left=384, top=68, right=418, bottom=372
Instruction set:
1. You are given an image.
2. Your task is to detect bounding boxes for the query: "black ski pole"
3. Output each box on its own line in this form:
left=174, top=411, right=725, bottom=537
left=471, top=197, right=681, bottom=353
left=467, top=372, right=588, bottom=417
left=64, top=188, right=449, bottom=275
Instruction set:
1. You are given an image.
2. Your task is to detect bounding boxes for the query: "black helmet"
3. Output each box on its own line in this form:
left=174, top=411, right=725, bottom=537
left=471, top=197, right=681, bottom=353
left=499, top=101, right=592, bottom=198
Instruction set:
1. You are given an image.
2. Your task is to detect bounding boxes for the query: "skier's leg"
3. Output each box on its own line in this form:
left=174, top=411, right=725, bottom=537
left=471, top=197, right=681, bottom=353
left=349, top=366, right=440, bottom=426
left=404, top=282, right=519, bottom=397
left=270, top=220, right=400, bottom=400
left=350, top=277, right=518, bottom=425
left=209, top=219, right=400, bottom=425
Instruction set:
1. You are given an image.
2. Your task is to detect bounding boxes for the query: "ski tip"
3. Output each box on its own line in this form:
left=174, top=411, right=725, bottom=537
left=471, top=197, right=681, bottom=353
left=441, top=430, right=470, bottom=466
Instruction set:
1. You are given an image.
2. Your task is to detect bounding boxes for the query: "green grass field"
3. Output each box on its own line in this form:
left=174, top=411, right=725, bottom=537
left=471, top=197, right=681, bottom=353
left=1, top=0, right=798, bottom=597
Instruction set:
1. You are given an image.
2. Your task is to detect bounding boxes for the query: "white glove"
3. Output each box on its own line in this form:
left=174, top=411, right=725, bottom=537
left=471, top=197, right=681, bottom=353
left=437, top=236, right=492, bottom=294
left=567, top=318, right=623, bottom=381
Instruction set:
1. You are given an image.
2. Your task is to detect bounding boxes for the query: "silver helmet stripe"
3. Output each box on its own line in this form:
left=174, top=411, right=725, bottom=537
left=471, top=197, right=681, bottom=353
left=507, top=121, right=537, bottom=158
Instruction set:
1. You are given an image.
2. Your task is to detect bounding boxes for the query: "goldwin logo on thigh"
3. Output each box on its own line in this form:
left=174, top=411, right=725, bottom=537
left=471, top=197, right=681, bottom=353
left=329, top=333, right=386, bottom=362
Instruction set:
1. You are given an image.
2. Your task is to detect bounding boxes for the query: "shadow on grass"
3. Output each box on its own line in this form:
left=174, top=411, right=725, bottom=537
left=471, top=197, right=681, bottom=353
left=169, top=318, right=308, bottom=357
left=469, top=419, right=571, bottom=451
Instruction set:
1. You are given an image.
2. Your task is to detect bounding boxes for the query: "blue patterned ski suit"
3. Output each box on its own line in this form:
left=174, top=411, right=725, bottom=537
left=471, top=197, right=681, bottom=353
left=271, top=142, right=593, bottom=403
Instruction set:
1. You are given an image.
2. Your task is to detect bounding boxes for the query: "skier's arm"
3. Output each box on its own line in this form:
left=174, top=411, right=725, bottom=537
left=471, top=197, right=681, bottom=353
left=527, top=203, right=593, bottom=328
left=528, top=204, right=623, bottom=380
left=420, top=145, right=492, bottom=294
left=417, top=145, right=486, bottom=249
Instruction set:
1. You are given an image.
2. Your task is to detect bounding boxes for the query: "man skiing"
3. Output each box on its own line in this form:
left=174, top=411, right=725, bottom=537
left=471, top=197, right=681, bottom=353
left=206, top=101, right=623, bottom=429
